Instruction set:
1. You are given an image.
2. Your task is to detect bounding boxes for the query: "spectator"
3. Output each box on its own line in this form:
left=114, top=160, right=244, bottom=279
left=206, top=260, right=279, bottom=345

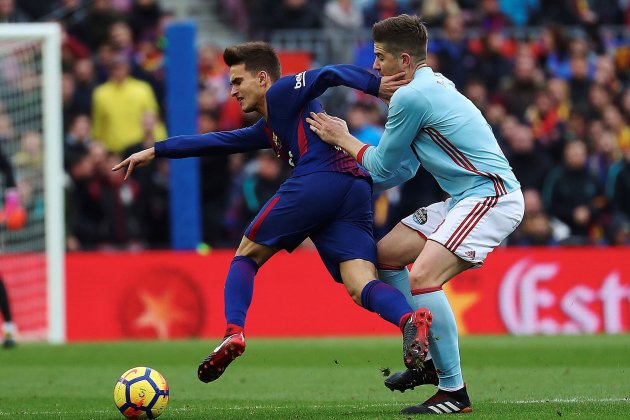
left=122, top=111, right=168, bottom=247
left=268, top=0, right=322, bottom=30
left=506, top=124, right=552, bottom=191
left=588, top=129, right=617, bottom=188
left=419, top=0, right=460, bottom=27
left=470, top=31, right=512, bottom=93
left=81, top=0, right=122, bottom=50
left=511, top=188, right=555, bottom=246
left=48, top=0, right=88, bottom=38
left=535, top=0, right=579, bottom=25
left=59, top=21, right=91, bottom=70
left=65, top=113, right=92, bottom=154
left=567, top=56, right=592, bottom=111
left=64, top=143, right=101, bottom=250
left=543, top=140, right=602, bottom=242
left=525, top=89, right=563, bottom=146
left=128, top=0, right=163, bottom=42
left=605, top=213, right=630, bottom=246
left=0, top=0, right=28, bottom=22
left=323, top=0, right=363, bottom=63
left=91, top=55, right=164, bottom=154
left=108, top=20, right=135, bottom=60
left=504, top=51, right=544, bottom=118
left=241, top=150, right=286, bottom=221
left=431, top=13, right=477, bottom=88
left=62, top=72, right=80, bottom=130
left=587, top=83, right=612, bottom=119
left=607, top=147, right=630, bottom=224
left=363, top=0, right=412, bottom=27
left=198, top=111, right=231, bottom=247
left=538, top=25, right=570, bottom=79
left=478, top=0, right=511, bottom=32
left=602, top=104, right=630, bottom=152
left=324, top=0, right=362, bottom=29
left=346, top=102, right=383, bottom=146
left=198, top=44, right=231, bottom=105
left=72, top=58, right=98, bottom=115
left=498, top=0, right=538, bottom=26
left=93, top=150, right=143, bottom=249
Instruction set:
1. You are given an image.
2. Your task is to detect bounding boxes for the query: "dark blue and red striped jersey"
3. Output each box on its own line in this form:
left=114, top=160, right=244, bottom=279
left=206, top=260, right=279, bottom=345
left=154, top=65, right=381, bottom=179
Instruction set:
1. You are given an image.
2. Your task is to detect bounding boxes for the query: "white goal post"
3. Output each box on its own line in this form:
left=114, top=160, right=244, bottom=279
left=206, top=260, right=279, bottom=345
left=0, top=24, right=64, bottom=343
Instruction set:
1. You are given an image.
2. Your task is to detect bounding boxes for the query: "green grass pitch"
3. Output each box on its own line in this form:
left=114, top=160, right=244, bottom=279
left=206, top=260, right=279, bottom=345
left=0, top=335, right=629, bottom=419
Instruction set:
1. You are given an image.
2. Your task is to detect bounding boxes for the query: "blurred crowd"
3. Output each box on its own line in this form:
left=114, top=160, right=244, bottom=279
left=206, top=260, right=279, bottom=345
left=2, top=0, right=630, bottom=250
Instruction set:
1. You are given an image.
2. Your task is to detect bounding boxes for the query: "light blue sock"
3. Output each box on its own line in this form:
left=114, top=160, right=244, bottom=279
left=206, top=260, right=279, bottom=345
left=378, top=267, right=413, bottom=307
left=412, top=289, right=463, bottom=390
left=378, top=267, right=432, bottom=361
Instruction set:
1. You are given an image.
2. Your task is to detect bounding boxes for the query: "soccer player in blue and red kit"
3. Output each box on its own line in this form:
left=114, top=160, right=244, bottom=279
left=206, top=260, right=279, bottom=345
left=113, top=42, right=431, bottom=384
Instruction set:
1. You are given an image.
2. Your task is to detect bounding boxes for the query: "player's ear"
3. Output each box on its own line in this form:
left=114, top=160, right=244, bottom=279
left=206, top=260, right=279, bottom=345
left=401, top=53, right=412, bottom=69
left=258, top=71, right=267, bottom=86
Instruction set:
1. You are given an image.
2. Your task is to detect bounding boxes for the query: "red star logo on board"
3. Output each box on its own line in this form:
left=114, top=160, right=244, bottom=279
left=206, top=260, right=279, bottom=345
left=133, top=289, right=188, bottom=339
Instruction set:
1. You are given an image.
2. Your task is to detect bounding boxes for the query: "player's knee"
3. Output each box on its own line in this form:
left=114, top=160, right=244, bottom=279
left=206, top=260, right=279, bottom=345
left=341, top=277, right=367, bottom=306
left=348, top=289, right=363, bottom=306
left=235, top=237, right=276, bottom=266
left=408, top=266, right=435, bottom=289
left=376, top=241, right=404, bottom=268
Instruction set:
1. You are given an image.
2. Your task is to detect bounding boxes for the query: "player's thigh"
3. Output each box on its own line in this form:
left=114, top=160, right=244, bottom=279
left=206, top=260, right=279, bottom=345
left=409, top=239, right=472, bottom=290
left=311, top=177, right=376, bottom=283
left=379, top=199, right=450, bottom=268
left=339, top=258, right=378, bottom=304
left=235, top=236, right=279, bottom=266
left=243, top=175, right=344, bottom=254
left=377, top=222, right=427, bottom=268
left=428, top=191, right=524, bottom=266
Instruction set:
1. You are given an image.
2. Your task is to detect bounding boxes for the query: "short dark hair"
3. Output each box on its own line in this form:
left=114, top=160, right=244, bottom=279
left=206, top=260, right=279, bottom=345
left=223, top=41, right=282, bottom=82
left=372, top=14, right=428, bottom=63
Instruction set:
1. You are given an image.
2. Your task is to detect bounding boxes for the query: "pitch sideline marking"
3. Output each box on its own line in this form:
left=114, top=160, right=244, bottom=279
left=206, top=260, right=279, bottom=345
left=1, top=398, right=629, bottom=416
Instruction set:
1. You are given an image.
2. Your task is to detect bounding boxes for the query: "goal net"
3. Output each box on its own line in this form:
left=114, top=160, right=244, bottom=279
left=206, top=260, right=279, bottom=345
left=0, top=24, right=64, bottom=343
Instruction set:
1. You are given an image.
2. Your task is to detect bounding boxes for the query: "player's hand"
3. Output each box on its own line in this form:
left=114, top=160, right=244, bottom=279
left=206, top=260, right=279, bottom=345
left=111, top=147, right=155, bottom=180
left=307, top=112, right=349, bottom=146
left=378, top=72, right=410, bottom=103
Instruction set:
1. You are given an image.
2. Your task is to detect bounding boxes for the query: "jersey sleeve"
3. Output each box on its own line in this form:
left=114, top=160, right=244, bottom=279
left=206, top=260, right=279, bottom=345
left=371, top=154, right=421, bottom=193
left=154, top=119, right=270, bottom=158
left=267, top=65, right=381, bottom=117
left=360, top=87, right=431, bottom=180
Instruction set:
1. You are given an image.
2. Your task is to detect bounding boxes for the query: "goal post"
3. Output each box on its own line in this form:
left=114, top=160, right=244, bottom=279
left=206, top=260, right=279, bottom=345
left=0, top=23, right=64, bottom=343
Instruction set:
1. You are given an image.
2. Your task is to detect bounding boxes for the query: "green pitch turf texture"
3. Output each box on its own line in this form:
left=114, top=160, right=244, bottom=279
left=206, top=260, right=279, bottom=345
left=0, top=335, right=628, bottom=419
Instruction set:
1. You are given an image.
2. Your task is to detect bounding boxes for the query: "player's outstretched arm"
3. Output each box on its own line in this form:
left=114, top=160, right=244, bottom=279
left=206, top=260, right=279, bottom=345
left=271, top=65, right=409, bottom=114
left=112, top=147, right=154, bottom=180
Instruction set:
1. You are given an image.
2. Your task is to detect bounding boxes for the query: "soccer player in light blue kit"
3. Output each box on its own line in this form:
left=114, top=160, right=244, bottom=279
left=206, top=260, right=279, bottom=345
left=308, top=14, right=524, bottom=415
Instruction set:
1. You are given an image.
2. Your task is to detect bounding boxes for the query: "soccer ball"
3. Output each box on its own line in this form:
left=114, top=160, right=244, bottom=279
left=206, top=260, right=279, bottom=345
left=114, top=367, right=169, bottom=419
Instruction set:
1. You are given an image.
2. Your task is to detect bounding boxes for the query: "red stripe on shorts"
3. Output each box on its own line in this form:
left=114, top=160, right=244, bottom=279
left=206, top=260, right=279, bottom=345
left=248, top=196, right=281, bottom=241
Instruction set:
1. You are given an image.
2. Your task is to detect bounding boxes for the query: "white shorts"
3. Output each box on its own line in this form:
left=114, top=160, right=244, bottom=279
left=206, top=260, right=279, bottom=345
left=401, top=189, right=524, bottom=266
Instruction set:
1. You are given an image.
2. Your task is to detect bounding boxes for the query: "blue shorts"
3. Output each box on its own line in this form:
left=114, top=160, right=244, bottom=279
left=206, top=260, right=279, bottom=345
left=244, top=172, right=376, bottom=282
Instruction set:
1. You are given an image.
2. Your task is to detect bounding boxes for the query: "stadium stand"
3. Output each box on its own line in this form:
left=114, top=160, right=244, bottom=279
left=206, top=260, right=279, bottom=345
left=3, top=0, right=630, bottom=249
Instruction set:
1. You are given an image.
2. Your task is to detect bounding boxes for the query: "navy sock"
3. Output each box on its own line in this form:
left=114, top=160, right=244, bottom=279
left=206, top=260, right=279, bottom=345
left=360, top=279, right=413, bottom=327
left=224, top=256, right=259, bottom=329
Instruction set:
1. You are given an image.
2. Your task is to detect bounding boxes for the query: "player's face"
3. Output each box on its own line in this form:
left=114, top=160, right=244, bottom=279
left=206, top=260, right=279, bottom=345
left=229, top=64, right=264, bottom=113
left=373, top=42, right=403, bottom=77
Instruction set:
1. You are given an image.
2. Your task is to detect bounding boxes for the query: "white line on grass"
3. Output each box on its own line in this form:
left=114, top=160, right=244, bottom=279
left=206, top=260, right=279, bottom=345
left=2, top=398, right=629, bottom=416
left=508, top=397, right=630, bottom=404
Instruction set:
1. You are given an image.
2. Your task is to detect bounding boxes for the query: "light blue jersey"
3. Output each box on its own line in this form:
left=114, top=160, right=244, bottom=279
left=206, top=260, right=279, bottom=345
left=362, top=67, right=520, bottom=206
